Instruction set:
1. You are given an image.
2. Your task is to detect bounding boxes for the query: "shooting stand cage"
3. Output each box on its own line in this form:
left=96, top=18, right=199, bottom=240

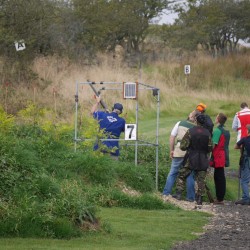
left=74, top=81, right=160, bottom=190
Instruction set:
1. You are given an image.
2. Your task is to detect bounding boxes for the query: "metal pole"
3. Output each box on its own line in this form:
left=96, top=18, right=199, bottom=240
left=155, top=89, right=160, bottom=191
left=135, top=98, right=139, bottom=166
left=74, top=81, right=79, bottom=152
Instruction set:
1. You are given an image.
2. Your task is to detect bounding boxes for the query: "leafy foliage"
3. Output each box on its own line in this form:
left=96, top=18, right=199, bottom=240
left=167, top=0, right=250, bottom=55
left=0, top=105, right=172, bottom=238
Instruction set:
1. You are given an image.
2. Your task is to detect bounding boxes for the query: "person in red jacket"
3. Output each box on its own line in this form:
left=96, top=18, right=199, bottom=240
left=210, top=113, right=230, bottom=205
left=232, top=102, right=250, bottom=142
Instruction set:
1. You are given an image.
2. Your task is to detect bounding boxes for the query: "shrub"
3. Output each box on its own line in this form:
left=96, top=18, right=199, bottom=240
left=115, top=162, right=155, bottom=192
left=70, top=152, right=118, bottom=186
left=0, top=105, right=176, bottom=239
left=120, top=143, right=168, bottom=165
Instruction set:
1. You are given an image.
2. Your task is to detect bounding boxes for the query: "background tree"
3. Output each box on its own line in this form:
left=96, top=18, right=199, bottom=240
left=72, top=0, right=171, bottom=53
left=163, top=0, right=250, bottom=55
left=0, top=0, right=59, bottom=81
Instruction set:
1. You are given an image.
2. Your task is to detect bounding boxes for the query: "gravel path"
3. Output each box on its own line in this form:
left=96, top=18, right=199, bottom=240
left=171, top=201, right=250, bottom=250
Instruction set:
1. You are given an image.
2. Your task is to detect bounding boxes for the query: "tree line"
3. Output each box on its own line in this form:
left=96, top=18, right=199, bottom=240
left=163, top=0, right=250, bottom=56
left=0, top=0, right=249, bottom=82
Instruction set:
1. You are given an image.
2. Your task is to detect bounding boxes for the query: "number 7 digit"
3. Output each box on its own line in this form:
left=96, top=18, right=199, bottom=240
left=127, top=125, right=135, bottom=139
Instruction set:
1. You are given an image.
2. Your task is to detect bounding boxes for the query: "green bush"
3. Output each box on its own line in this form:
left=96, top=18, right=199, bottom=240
left=120, top=143, right=168, bottom=165
left=0, top=105, right=176, bottom=239
left=0, top=209, right=80, bottom=238
left=115, top=162, right=155, bottom=192
left=119, top=142, right=170, bottom=192
left=35, top=174, right=61, bottom=199
left=70, top=153, right=118, bottom=186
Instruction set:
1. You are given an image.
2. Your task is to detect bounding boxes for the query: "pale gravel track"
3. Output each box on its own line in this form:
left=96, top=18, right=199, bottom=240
left=171, top=201, right=250, bottom=250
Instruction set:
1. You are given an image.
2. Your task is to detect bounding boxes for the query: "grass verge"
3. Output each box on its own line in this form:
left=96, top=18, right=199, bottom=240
left=0, top=207, right=210, bottom=250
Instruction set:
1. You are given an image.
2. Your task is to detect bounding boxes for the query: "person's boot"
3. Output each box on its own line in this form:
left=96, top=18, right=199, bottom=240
left=172, top=191, right=182, bottom=200
left=196, top=195, right=203, bottom=205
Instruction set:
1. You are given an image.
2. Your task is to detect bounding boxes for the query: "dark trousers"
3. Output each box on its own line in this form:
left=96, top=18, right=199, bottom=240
left=214, top=167, right=226, bottom=201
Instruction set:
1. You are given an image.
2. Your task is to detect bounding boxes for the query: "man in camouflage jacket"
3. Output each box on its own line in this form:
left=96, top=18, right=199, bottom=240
left=173, top=112, right=213, bottom=205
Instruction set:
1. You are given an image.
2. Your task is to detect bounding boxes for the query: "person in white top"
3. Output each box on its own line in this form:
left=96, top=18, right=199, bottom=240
left=162, top=111, right=196, bottom=201
left=232, top=102, right=250, bottom=142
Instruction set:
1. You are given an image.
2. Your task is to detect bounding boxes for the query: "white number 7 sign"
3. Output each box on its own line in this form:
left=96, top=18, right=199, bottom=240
left=125, top=124, right=137, bottom=140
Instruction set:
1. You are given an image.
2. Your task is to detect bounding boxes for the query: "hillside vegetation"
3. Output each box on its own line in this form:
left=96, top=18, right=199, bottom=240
left=1, top=0, right=250, bottom=245
left=0, top=52, right=249, bottom=239
left=1, top=53, right=250, bottom=118
left=0, top=103, right=173, bottom=238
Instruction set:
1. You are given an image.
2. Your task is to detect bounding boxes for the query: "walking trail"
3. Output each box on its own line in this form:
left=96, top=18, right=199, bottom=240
left=162, top=196, right=250, bottom=250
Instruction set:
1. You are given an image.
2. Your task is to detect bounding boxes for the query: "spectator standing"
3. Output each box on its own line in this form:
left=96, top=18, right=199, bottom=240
left=232, top=102, right=250, bottom=142
left=173, top=113, right=213, bottom=205
left=210, top=113, right=230, bottom=205
left=91, top=95, right=125, bottom=159
left=234, top=124, right=250, bottom=205
left=162, top=111, right=196, bottom=201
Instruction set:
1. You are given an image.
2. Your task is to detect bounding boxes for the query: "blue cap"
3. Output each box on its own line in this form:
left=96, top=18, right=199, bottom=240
left=113, top=103, right=123, bottom=112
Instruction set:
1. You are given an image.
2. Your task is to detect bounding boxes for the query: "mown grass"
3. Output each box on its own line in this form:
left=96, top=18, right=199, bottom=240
left=0, top=207, right=210, bottom=250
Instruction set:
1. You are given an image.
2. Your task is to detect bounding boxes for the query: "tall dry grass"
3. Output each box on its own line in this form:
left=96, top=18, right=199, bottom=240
left=1, top=52, right=250, bottom=120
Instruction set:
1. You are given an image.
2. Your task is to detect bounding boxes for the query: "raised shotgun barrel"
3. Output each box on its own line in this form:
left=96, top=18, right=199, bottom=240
left=89, top=82, right=109, bottom=112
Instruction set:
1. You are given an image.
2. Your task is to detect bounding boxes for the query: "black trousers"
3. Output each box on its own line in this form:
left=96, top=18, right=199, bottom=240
left=214, top=167, right=226, bottom=201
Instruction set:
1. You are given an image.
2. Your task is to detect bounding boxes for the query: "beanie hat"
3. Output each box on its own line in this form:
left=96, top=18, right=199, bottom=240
left=196, top=114, right=206, bottom=125
left=196, top=103, right=207, bottom=112
left=113, top=103, right=123, bottom=113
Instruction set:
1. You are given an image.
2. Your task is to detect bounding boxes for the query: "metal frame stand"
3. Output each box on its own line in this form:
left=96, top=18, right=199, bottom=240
left=74, top=80, right=160, bottom=190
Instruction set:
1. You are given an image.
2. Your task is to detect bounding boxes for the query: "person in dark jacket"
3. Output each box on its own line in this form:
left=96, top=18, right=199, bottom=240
left=173, top=112, right=213, bottom=205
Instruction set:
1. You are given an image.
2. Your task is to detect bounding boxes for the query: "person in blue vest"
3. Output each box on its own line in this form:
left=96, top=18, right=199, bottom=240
left=91, top=95, right=126, bottom=159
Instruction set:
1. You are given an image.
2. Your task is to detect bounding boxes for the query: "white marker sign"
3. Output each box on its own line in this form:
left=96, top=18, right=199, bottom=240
left=125, top=124, right=137, bottom=140
left=14, top=40, right=26, bottom=51
left=184, top=65, right=191, bottom=74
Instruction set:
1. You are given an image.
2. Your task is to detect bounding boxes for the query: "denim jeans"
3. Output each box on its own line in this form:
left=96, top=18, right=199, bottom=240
left=162, top=157, right=195, bottom=200
left=240, top=160, right=250, bottom=202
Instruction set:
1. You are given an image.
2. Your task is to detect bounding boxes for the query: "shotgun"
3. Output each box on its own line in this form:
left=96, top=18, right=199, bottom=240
left=89, top=82, right=109, bottom=112
left=205, top=184, right=214, bottom=203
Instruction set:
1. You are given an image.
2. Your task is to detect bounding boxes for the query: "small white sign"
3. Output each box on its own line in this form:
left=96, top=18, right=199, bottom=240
left=184, top=65, right=191, bottom=74
left=14, top=40, right=26, bottom=51
left=125, top=124, right=137, bottom=140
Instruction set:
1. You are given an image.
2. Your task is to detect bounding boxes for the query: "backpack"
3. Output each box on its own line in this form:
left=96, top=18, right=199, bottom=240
left=218, top=126, right=230, bottom=167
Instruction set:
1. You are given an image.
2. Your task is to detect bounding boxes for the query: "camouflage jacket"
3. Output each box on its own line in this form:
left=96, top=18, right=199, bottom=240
left=180, top=125, right=213, bottom=171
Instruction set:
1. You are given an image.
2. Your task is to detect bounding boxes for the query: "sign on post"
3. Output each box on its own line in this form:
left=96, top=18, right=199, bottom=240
left=14, top=40, right=26, bottom=51
left=184, top=65, right=191, bottom=74
left=125, top=124, right=137, bottom=140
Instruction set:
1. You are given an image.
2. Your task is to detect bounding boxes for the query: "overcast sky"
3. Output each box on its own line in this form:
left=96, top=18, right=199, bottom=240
left=158, top=12, right=178, bottom=25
